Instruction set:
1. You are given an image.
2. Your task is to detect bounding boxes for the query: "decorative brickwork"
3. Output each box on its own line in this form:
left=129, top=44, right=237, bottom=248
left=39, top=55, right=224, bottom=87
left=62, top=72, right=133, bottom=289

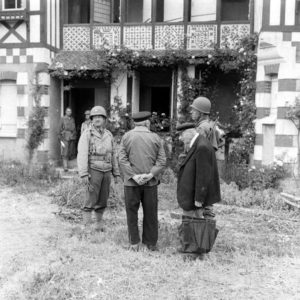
left=187, top=25, right=217, bottom=50
left=155, top=25, right=184, bottom=50
left=17, top=128, right=25, bottom=139
left=255, top=134, right=263, bottom=146
left=93, top=26, right=121, bottom=49
left=277, top=107, right=289, bottom=119
left=63, top=26, right=90, bottom=51
left=256, top=81, right=272, bottom=93
left=275, top=135, right=294, bottom=147
left=256, top=107, right=271, bottom=119
left=0, top=49, right=33, bottom=64
left=278, top=79, right=297, bottom=92
left=220, top=24, right=250, bottom=48
left=124, top=26, right=152, bottom=50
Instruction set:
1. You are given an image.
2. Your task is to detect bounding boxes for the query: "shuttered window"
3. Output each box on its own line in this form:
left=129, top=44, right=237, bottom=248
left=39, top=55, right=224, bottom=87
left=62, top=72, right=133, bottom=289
left=0, top=81, right=18, bottom=137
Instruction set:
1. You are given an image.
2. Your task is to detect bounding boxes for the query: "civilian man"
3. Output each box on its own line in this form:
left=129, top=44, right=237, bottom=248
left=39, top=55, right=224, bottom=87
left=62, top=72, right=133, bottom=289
left=119, top=111, right=166, bottom=251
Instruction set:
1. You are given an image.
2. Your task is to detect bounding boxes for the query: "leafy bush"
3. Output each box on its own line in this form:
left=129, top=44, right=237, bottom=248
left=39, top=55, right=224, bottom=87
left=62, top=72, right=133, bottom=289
left=0, top=160, right=59, bottom=187
left=222, top=162, right=287, bottom=190
left=221, top=182, right=289, bottom=211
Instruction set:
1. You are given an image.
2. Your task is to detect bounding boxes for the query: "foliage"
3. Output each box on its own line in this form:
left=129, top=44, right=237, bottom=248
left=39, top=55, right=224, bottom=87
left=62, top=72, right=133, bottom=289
left=177, top=34, right=258, bottom=159
left=0, top=160, right=59, bottom=188
left=221, top=161, right=287, bottom=191
left=286, top=97, right=300, bottom=175
left=51, top=177, right=124, bottom=210
left=221, top=182, right=290, bottom=211
left=106, top=95, right=132, bottom=140
left=26, top=79, right=47, bottom=161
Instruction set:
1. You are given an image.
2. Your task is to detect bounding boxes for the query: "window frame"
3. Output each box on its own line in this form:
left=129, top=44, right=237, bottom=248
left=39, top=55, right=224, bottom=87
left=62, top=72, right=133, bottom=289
left=2, top=0, right=23, bottom=11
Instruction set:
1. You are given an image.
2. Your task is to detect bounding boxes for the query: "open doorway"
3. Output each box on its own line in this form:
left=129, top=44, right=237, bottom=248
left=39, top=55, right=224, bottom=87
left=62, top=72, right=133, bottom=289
left=151, top=87, right=171, bottom=116
left=63, top=88, right=95, bottom=141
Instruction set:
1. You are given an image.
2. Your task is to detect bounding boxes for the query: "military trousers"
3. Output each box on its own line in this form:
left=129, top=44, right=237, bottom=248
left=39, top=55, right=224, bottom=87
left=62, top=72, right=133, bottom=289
left=83, top=169, right=111, bottom=212
left=124, top=185, right=158, bottom=246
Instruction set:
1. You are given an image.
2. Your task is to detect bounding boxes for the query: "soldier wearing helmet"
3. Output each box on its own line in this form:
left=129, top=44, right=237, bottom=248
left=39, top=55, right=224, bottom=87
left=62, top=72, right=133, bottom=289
left=80, top=110, right=91, bottom=135
left=77, top=105, right=121, bottom=230
left=190, top=97, right=219, bottom=151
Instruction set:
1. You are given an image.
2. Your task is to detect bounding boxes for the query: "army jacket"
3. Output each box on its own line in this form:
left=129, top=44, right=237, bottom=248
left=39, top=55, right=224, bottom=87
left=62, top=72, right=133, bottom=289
left=59, top=116, right=77, bottom=141
left=77, top=124, right=120, bottom=177
left=196, top=118, right=218, bottom=151
left=118, top=126, right=166, bottom=186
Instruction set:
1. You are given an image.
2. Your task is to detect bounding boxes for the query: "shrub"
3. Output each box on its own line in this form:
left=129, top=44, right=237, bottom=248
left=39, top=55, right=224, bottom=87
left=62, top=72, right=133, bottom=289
left=221, top=182, right=289, bottom=211
left=222, top=162, right=287, bottom=190
left=0, top=160, right=59, bottom=187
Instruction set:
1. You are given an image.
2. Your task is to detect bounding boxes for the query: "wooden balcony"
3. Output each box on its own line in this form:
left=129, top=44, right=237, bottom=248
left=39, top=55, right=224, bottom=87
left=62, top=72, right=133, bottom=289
left=63, top=21, right=251, bottom=51
left=0, top=9, right=28, bottom=23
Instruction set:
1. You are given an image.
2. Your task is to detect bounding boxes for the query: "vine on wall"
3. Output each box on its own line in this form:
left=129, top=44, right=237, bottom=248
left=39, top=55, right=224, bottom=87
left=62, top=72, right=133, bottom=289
left=27, top=76, right=47, bottom=162
left=50, top=34, right=258, bottom=160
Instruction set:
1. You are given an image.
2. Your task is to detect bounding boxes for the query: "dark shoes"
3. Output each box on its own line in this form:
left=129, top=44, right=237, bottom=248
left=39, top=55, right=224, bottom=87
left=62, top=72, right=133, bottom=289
left=146, top=244, right=158, bottom=251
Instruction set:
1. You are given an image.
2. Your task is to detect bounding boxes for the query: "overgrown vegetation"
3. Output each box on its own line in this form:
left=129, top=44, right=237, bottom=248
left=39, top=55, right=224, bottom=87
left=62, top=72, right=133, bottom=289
left=0, top=160, right=59, bottom=192
left=26, top=76, right=47, bottom=162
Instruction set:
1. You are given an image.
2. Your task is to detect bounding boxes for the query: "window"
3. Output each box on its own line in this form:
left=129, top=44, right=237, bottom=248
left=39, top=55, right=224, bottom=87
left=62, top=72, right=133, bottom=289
left=221, top=0, right=249, bottom=21
left=0, top=81, right=18, bottom=137
left=296, top=0, right=300, bottom=25
left=3, top=0, right=22, bottom=10
left=65, top=0, right=90, bottom=24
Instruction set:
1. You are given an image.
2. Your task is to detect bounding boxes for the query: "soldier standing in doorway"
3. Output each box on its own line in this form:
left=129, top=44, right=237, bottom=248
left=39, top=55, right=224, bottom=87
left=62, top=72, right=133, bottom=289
left=81, top=110, right=91, bottom=135
left=59, top=107, right=77, bottom=172
left=77, top=106, right=121, bottom=230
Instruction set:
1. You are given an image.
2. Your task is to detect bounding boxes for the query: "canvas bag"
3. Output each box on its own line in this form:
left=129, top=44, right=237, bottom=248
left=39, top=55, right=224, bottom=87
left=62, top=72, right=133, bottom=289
left=178, top=216, right=219, bottom=254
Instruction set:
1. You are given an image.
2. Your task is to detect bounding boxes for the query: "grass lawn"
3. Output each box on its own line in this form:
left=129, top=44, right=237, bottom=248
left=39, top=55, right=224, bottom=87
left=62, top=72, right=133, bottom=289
left=0, top=182, right=299, bottom=300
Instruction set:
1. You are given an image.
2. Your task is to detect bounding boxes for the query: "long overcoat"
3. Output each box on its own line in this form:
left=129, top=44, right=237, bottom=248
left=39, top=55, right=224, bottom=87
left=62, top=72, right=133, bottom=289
left=177, top=135, right=221, bottom=211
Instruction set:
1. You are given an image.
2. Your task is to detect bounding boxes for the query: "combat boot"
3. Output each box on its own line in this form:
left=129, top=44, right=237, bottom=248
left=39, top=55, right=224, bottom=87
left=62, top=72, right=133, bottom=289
left=94, top=210, right=104, bottom=231
left=63, top=159, right=68, bottom=172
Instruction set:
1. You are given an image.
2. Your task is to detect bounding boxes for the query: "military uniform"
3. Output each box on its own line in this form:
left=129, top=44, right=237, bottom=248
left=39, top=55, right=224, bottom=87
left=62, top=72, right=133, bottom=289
left=77, top=124, right=120, bottom=213
left=81, top=120, right=91, bottom=135
left=119, top=114, right=166, bottom=248
left=59, top=115, right=77, bottom=160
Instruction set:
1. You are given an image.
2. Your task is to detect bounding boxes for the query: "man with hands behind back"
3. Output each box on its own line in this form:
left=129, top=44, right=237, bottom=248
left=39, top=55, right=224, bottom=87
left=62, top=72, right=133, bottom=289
left=118, top=111, right=166, bottom=251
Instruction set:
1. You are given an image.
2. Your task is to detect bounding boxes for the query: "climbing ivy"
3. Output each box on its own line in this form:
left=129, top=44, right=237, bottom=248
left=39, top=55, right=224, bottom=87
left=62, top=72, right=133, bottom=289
left=50, top=34, right=258, bottom=159
left=27, top=77, right=47, bottom=162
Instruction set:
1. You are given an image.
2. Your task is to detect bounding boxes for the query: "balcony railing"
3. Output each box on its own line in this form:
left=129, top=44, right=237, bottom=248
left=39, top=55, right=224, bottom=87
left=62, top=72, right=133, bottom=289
left=63, top=22, right=251, bottom=51
left=0, top=9, right=28, bottom=22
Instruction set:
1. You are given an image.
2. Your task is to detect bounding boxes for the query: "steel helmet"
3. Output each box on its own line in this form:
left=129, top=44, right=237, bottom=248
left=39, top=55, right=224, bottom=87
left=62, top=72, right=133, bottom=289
left=90, top=106, right=107, bottom=118
left=190, top=97, right=211, bottom=114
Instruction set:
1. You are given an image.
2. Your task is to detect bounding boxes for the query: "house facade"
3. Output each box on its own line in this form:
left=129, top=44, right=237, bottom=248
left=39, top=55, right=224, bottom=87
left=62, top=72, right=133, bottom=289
left=253, top=0, right=300, bottom=171
left=0, top=0, right=258, bottom=163
left=0, top=0, right=59, bottom=161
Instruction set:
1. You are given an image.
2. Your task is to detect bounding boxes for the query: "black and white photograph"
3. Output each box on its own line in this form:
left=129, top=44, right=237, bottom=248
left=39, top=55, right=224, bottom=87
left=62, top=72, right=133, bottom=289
left=0, top=0, right=299, bottom=299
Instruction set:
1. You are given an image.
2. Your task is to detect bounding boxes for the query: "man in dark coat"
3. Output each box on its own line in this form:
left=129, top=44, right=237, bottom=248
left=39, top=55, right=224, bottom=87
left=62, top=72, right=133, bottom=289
left=177, top=124, right=221, bottom=217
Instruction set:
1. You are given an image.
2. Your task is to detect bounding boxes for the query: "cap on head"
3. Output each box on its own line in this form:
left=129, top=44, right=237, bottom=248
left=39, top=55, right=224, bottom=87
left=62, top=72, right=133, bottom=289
left=90, top=106, right=107, bottom=119
left=190, top=97, right=211, bottom=114
left=132, top=111, right=151, bottom=122
left=84, top=110, right=90, bottom=115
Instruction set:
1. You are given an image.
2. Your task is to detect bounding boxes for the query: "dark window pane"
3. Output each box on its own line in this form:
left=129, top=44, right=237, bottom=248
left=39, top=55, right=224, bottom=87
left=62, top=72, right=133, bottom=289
left=221, top=0, right=249, bottom=21
left=156, top=0, right=164, bottom=22
left=113, top=0, right=120, bottom=23
left=125, top=0, right=143, bottom=23
left=5, top=0, right=16, bottom=9
left=17, top=0, right=21, bottom=8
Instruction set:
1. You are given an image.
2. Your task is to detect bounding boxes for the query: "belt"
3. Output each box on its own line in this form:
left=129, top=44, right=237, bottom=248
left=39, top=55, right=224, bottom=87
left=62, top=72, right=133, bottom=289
left=89, top=155, right=107, bottom=161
